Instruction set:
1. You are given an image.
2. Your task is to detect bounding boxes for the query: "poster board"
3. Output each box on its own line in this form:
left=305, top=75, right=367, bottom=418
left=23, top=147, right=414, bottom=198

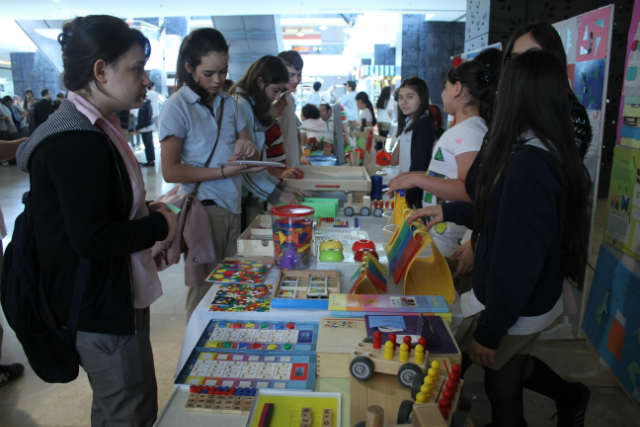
left=552, top=5, right=614, bottom=291
left=583, top=244, right=640, bottom=405
left=605, top=1, right=640, bottom=262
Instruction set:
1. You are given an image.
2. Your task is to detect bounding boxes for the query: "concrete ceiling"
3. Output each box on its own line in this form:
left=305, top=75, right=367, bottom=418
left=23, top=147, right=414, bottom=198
left=0, top=0, right=466, bottom=20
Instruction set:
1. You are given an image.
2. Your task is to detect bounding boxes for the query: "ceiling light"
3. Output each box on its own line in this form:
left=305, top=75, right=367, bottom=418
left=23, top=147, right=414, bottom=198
left=0, top=60, right=11, bottom=65
left=297, top=32, right=305, bottom=37
left=320, top=25, right=328, bottom=31
left=425, top=14, right=436, bottom=21
left=35, top=28, right=62, bottom=40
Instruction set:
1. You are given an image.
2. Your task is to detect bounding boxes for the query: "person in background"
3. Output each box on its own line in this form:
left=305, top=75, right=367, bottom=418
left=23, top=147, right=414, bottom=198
left=26, top=96, right=36, bottom=136
left=56, top=93, right=65, bottom=101
left=340, top=80, right=358, bottom=122
left=0, top=96, right=20, bottom=140
left=375, top=86, right=393, bottom=137
left=321, top=85, right=336, bottom=104
left=265, top=96, right=305, bottom=182
left=12, top=96, right=29, bottom=137
left=307, top=81, right=322, bottom=107
left=50, top=99, right=62, bottom=114
left=389, top=77, right=436, bottom=209
left=352, top=92, right=376, bottom=129
left=299, top=104, right=333, bottom=152
left=159, top=28, right=267, bottom=321
left=115, top=109, right=131, bottom=141
left=132, top=93, right=156, bottom=167
left=16, top=15, right=179, bottom=425
left=22, top=89, right=33, bottom=110
left=34, top=89, right=52, bottom=128
left=0, top=137, right=27, bottom=383
left=277, top=50, right=310, bottom=166
left=146, top=81, right=164, bottom=130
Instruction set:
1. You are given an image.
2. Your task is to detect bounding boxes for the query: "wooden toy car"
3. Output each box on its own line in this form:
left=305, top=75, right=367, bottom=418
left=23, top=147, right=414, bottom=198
left=344, top=192, right=384, bottom=217
left=349, top=341, right=428, bottom=388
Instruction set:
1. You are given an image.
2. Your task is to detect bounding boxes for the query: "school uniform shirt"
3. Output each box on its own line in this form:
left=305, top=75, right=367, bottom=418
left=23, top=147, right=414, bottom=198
left=306, top=91, right=321, bottom=107
left=13, top=104, right=28, bottom=129
left=340, top=92, right=358, bottom=122
left=0, top=104, right=16, bottom=133
left=423, top=116, right=487, bottom=257
left=146, top=90, right=162, bottom=119
left=235, top=92, right=283, bottom=204
left=159, top=86, right=246, bottom=214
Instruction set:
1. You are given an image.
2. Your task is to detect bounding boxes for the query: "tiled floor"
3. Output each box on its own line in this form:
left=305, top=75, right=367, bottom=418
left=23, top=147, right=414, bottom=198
left=1, top=146, right=639, bottom=426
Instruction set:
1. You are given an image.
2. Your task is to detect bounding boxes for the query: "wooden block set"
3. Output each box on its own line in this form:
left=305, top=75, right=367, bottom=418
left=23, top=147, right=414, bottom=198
left=299, top=407, right=333, bottom=427
left=184, top=385, right=256, bottom=414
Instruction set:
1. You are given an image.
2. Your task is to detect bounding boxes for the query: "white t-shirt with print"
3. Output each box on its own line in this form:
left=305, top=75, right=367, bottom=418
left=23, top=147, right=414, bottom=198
left=423, top=116, right=487, bottom=257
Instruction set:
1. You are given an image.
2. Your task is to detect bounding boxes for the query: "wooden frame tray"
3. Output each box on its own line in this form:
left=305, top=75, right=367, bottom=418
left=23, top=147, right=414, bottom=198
left=283, top=166, right=372, bottom=192
left=270, top=270, right=340, bottom=310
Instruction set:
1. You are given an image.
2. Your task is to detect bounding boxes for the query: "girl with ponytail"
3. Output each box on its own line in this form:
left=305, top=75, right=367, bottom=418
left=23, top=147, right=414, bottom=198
left=353, top=91, right=377, bottom=128
left=388, top=60, right=497, bottom=258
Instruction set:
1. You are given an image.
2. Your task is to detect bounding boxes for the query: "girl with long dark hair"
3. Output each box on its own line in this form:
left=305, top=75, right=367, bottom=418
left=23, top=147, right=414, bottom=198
left=353, top=91, right=377, bottom=128
left=16, top=15, right=179, bottom=424
left=389, top=77, right=435, bottom=209
left=413, top=49, right=591, bottom=427
left=159, top=28, right=266, bottom=320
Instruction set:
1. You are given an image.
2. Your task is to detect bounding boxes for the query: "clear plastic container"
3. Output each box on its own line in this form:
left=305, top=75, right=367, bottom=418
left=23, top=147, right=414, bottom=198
left=271, top=205, right=315, bottom=270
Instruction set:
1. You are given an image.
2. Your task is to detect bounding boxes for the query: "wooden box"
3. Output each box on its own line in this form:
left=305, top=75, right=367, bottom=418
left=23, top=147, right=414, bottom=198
left=236, top=214, right=273, bottom=257
left=284, top=166, right=372, bottom=192
left=270, top=270, right=340, bottom=310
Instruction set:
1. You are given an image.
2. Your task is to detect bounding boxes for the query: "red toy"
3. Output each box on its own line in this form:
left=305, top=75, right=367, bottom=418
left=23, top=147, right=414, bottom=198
left=376, top=150, right=392, bottom=166
left=373, top=331, right=382, bottom=349
left=403, top=336, right=412, bottom=354
left=388, top=333, right=397, bottom=350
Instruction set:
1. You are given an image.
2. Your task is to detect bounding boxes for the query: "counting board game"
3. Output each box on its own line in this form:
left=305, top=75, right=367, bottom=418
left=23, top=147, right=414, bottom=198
left=176, top=351, right=316, bottom=390
left=206, top=258, right=274, bottom=285
left=209, top=284, right=273, bottom=312
left=196, top=320, right=319, bottom=353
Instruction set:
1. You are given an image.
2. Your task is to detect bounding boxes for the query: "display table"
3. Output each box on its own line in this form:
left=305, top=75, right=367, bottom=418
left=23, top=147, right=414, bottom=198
left=163, top=185, right=466, bottom=426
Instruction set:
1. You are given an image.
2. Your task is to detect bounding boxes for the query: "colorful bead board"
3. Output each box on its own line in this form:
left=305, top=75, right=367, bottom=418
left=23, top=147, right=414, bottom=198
left=209, top=284, right=272, bottom=312
left=176, top=351, right=316, bottom=390
left=206, top=259, right=274, bottom=285
left=197, top=320, right=319, bottom=353
left=184, top=386, right=256, bottom=414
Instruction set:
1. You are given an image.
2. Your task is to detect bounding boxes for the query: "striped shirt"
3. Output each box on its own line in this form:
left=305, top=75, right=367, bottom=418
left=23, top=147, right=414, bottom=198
left=265, top=124, right=286, bottom=169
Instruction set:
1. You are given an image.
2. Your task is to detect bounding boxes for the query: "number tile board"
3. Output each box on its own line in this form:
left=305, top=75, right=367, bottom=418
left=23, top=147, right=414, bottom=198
left=197, top=319, right=319, bottom=353
left=176, top=352, right=316, bottom=391
left=175, top=319, right=319, bottom=390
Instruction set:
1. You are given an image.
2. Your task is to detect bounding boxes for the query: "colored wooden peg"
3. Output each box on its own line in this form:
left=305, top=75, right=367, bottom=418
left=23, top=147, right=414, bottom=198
left=388, top=333, right=397, bottom=350
left=399, top=343, right=409, bottom=362
left=372, top=331, right=382, bottom=349
left=403, top=335, right=412, bottom=354
left=384, top=340, right=394, bottom=360
left=414, top=344, right=425, bottom=364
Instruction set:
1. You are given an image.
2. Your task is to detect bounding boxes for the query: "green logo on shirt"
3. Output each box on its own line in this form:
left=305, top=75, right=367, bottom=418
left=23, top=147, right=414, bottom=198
left=434, top=148, right=445, bottom=162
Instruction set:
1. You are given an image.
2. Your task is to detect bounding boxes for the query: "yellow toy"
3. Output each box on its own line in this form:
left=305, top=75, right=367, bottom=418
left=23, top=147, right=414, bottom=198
left=384, top=341, right=394, bottom=360
left=399, top=343, right=409, bottom=362
left=414, top=344, right=425, bottom=364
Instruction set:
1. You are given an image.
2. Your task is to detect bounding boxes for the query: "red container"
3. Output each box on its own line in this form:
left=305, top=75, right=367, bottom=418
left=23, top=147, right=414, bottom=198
left=352, top=239, right=375, bottom=252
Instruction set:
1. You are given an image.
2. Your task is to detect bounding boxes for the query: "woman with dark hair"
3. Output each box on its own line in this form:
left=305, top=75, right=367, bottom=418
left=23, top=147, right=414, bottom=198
left=375, top=86, right=393, bottom=137
left=388, top=60, right=497, bottom=258
left=389, top=77, right=435, bottom=209
left=414, top=49, right=591, bottom=427
left=231, top=55, right=310, bottom=227
left=15, top=15, right=179, bottom=425
left=353, top=91, right=377, bottom=128
left=159, top=28, right=266, bottom=320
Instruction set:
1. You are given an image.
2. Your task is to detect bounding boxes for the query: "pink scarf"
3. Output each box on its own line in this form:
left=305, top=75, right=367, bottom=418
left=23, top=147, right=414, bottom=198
left=68, top=92, right=162, bottom=309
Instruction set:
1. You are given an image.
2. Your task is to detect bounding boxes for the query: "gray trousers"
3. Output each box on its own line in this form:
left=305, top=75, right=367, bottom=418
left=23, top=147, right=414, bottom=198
left=76, top=307, right=157, bottom=427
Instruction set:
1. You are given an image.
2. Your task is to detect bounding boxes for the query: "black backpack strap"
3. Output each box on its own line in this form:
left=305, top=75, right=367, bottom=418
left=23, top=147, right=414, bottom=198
left=64, top=258, right=90, bottom=344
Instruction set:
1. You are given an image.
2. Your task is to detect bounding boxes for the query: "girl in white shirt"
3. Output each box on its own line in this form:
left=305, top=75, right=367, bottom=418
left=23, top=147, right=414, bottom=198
left=352, top=92, right=377, bottom=129
left=388, top=60, right=497, bottom=258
